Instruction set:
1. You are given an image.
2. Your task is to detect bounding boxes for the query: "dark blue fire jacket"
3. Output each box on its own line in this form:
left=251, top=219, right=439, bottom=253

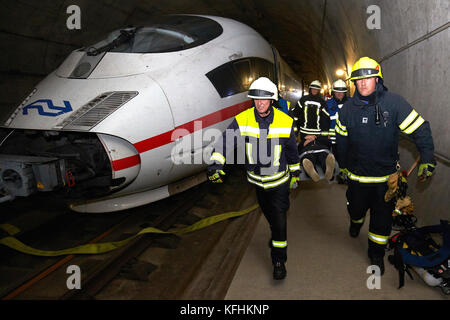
left=335, top=82, right=435, bottom=183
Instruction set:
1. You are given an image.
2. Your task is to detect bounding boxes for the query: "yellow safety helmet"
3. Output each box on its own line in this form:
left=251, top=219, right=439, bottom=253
left=350, top=57, right=383, bottom=81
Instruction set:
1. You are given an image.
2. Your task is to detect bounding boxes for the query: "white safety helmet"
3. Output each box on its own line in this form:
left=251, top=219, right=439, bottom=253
left=332, top=79, right=347, bottom=92
left=248, top=77, right=278, bottom=101
left=309, top=80, right=322, bottom=90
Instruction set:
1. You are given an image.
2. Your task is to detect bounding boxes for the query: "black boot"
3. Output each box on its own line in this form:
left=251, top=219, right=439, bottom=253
left=370, top=256, right=385, bottom=276
left=349, top=221, right=362, bottom=238
left=273, top=262, right=286, bottom=280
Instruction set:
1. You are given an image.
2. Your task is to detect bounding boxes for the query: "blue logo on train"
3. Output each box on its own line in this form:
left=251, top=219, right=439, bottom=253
left=22, top=99, right=73, bottom=117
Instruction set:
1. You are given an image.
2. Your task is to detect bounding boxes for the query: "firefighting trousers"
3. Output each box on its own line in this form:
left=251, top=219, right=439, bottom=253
left=255, top=181, right=290, bottom=264
left=346, top=181, right=395, bottom=258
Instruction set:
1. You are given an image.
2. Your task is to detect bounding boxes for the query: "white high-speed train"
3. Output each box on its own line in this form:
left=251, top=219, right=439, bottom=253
left=0, top=15, right=302, bottom=212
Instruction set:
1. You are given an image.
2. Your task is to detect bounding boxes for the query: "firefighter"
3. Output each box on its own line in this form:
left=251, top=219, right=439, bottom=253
left=327, top=79, right=348, bottom=184
left=290, top=80, right=335, bottom=181
left=326, top=79, right=348, bottom=150
left=207, top=77, right=301, bottom=280
left=335, top=57, right=436, bottom=274
left=277, top=91, right=291, bottom=115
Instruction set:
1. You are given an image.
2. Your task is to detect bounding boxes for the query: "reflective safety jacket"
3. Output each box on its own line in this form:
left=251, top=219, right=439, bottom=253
left=335, top=83, right=435, bottom=183
left=209, top=106, right=300, bottom=189
left=290, top=94, right=330, bottom=145
left=326, top=96, right=347, bottom=145
left=277, top=98, right=291, bottom=115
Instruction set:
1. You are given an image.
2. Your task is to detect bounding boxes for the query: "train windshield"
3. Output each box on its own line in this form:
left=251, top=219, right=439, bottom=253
left=83, top=15, right=223, bottom=54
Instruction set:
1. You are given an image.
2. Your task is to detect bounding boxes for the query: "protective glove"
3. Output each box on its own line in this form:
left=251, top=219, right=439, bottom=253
left=339, top=168, right=349, bottom=179
left=290, top=176, right=300, bottom=189
left=384, top=172, right=399, bottom=202
left=417, top=163, right=435, bottom=181
left=337, top=168, right=348, bottom=184
left=207, top=169, right=226, bottom=183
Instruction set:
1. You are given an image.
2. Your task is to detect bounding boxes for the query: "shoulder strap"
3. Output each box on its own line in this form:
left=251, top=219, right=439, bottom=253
left=390, top=234, right=415, bottom=289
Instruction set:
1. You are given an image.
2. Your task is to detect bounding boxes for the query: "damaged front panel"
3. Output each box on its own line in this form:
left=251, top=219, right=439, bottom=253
left=0, top=129, right=116, bottom=203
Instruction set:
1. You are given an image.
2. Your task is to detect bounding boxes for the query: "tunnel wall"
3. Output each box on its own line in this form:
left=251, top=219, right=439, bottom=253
left=376, top=0, right=449, bottom=158
left=375, top=0, right=450, bottom=224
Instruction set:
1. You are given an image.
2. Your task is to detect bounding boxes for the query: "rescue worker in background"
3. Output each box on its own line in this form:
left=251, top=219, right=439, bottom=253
left=290, top=80, right=335, bottom=182
left=207, top=77, right=301, bottom=280
left=277, top=91, right=291, bottom=115
left=326, top=79, right=348, bottom=150
left=335, top=57, right=436, bottom=274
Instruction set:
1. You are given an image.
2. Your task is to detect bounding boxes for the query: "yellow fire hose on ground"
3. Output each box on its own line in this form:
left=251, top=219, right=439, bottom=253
left=0, top=204, right=259, bottom=257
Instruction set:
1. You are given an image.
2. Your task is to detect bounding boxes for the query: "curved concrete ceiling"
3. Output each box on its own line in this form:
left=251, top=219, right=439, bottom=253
left=0, top=0, right=448, bottom=156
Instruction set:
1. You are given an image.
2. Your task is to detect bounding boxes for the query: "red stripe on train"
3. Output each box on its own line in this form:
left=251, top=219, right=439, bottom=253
left=112, top=100, right=252, bottom=171
left=111, top=154, right=141, bottom=171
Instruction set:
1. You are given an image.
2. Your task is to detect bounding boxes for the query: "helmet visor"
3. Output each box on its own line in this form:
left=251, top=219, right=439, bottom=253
left=351, top=68, right=380, bottom=79
left=248, top=89, right=275, bottom=99
left=332, top=87, right=347, bottom=92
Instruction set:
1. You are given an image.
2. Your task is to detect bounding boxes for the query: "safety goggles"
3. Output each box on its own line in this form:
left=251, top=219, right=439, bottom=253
left=248, top=89, right=275, bottom=98
left=332, top=87, right=347, bottom=92
left=351, top=68, right=380, bottom=79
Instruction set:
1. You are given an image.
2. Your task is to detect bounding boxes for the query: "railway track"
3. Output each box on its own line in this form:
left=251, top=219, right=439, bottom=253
left=0, top=165, right=262, bottom=300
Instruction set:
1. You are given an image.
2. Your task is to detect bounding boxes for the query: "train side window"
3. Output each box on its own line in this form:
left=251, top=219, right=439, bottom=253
left=206, top=63, right=243, bottom=98
left=206, top=58, right=275, bottom=98
left=232, top=60, right=252, bottom=91
left=252, top=58, right=275, bottom=82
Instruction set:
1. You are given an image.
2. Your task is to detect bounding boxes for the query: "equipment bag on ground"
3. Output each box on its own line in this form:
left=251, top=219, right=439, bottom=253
left=388, top=220, right=450, bottom=295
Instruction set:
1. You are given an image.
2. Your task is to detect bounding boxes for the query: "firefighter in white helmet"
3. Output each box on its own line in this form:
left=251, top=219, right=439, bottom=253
left=208, top=77, right=300, bottom=280
left=327, top=79, right=348, bottom=183
left=327, top=79, right=348, bottom=150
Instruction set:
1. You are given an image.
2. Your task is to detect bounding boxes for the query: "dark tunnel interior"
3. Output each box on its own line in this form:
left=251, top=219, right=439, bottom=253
left=0, top=0, right=449, bottom=222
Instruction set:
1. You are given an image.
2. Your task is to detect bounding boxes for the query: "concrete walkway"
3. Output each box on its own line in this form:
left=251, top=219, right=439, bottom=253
left=225, top=180, right=448, bottom=300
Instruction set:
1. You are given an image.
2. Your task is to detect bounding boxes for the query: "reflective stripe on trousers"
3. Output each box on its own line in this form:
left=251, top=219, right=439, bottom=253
left=345, top=181, right=395, bottom=258
left=256, top=181, right=290, bottom=264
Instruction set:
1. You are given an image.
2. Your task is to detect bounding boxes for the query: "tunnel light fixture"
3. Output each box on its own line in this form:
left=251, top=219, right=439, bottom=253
left=336, top=69, right=345, bottom=77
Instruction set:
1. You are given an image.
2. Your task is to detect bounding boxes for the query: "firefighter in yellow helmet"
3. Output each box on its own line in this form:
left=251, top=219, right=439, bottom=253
left=335, top=57, right=436, bottom=274
left=207, top=77, right=301, bottom=280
